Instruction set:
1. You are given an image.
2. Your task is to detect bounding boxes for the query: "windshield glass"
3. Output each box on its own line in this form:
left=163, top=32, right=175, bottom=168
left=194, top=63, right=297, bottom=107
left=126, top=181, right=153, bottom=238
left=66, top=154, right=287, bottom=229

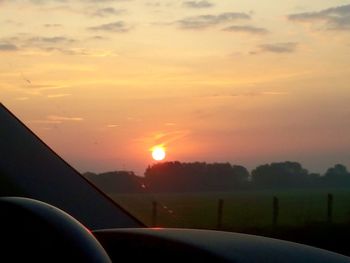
left=1, top=0, right=350, bottom=256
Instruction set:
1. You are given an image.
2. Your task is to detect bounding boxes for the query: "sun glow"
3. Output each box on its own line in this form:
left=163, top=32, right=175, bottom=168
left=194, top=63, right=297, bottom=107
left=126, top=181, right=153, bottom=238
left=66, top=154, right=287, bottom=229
left=151, top=146, right=166, bottom=161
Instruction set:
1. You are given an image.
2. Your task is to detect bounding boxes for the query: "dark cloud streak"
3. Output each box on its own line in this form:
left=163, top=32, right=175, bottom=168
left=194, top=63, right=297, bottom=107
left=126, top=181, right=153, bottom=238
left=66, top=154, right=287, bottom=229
left=28, top=36, right=75, bottom=44
left=0, top=43, right=18, bottom=51
left=177, top=12, right=250, bottom=29
left=223, top=25, right=268, bottom=35
left=258, top=42, right=298, bottom=53
left=288, top=4, right=350, bottom=31
left=88, top=21, right=131, bottom=32
left=84, top=0, right=132, bottom=2
left=92, top=7, right=125, bottom=17
left=29, top=0, right=68, bottom=4
left=30, top=0, right=131, bottom=3
left=44, top=23, right=62, bottom=28
left=183, top=1, right=213, bottom=9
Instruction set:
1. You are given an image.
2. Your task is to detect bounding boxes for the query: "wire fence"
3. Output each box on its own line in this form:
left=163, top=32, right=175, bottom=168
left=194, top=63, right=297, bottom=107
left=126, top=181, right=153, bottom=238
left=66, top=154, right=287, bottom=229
left=111, top=190, right=350, bottom=230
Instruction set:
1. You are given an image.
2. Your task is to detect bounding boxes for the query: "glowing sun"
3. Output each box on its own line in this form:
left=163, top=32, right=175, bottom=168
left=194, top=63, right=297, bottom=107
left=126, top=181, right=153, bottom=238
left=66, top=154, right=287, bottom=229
left=152, top=146, right=166, bottom=161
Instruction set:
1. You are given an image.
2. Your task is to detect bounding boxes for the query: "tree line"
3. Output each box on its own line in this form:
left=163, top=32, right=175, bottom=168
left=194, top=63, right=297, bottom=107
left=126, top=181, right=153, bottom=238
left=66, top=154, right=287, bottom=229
left=84, top=162, right=350, bottom=193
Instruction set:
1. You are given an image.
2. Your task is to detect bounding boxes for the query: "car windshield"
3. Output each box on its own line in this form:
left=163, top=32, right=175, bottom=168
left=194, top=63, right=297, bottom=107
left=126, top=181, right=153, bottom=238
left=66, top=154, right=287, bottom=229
left=1, top=0, right=350, bottom=256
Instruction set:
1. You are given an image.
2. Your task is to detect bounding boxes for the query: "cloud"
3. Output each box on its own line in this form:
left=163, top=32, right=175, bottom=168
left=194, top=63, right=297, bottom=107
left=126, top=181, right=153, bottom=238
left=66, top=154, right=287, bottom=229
left=47, top=93, right=71, bottom=98
left=288, top=4, right=350, bottom=31
left=261, top=91, right=288, bottom=96
left=0, top=33, right=115, bottom=56
left=91, top=7, right=125, bottom=17
left=22, top=83, right=68, bottom=91
left=3, top=35, right=78, bottom=54
left=28, top=36, right=76, bottom=44
left=145, top=2, right=161, bottom=7
left=165, top=122, right=176, bottom=126
left=258, top=42, right=298, bottom=53
left=155, top=130, right=191, bottom=146
left=223, top=25, right=269, bottom=35
left=89, top=35, right=108, bottom=40
left=4, top=19, right=22, bottom=26
left=177, top=12, right=250, bottom=29
left=47, top=115, right=83, bottom=122
left=29, top=0, right=68, bottom=4
left=15, top=97, right=30, bottom=101
left=0, top=42, right=18, bottom=51
left=183, top=1, right=213, bottom=9
left=42, top=47, right=86, bottom=55
left=137, top=130, right=191, bottom=147
left=44, top=24, right=62, bottom=28
left=84, top=0, right=132, bottom=2
left=200, top=91, right=289, bottom=99
left=0, top=35, right=76, bottom=53
left=107, top=124, right=120, bottom=128
left=29, top=120, right=63, bottom=124
left=88, top=21, right=131, bottom=32
left=28, top=114, right=83, bottom=126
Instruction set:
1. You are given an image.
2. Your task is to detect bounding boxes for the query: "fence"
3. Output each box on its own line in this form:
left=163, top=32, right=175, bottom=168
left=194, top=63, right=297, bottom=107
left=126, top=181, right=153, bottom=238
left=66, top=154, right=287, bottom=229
left=149, top=193, right=337, bottom=229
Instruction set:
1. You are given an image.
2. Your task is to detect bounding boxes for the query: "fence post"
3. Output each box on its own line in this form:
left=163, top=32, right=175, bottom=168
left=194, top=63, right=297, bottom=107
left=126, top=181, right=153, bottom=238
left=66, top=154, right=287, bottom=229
left=273, top=196, right=279, bottom=227
left=327, top=193, right=333, bottom=224
left=152, top=201, right=158, bottom=227
left=217, top=199, right=224, bottom=230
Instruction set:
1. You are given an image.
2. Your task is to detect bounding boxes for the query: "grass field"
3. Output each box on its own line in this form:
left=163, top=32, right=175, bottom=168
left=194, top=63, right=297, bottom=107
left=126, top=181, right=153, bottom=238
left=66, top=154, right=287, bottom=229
left=110, top=189, right=350, bottom=230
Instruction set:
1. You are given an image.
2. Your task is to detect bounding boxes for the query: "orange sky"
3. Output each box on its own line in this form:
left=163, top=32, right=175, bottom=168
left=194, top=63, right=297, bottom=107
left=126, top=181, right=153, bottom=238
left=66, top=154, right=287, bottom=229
left=1, top=0, right=350, bottom=175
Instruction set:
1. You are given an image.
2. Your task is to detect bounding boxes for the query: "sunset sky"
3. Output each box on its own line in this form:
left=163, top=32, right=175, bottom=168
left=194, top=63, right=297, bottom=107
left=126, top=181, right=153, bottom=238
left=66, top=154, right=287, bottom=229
left=1, top=0, right=350, bottom=175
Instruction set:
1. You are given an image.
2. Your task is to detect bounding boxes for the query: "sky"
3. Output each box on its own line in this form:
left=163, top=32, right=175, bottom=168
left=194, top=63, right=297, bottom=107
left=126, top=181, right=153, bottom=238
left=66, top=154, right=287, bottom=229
left=1, top=0, right=350, bottom=176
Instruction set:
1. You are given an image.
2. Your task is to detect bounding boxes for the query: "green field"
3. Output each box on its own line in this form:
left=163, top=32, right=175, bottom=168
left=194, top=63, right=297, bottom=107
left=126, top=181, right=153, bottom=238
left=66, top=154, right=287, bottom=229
left=110, top=189, right=350, bottom=230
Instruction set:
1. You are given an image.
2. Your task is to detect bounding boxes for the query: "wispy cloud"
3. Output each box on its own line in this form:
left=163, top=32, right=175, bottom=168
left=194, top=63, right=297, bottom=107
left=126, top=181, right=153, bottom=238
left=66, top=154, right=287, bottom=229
left=28, top=36, right=76, bottom=44
left=257, top=42, right=298, bottom=53
left=29, top=0, right=131, bottom=4
left=183, top=1, right=213, bottom=9
left=4, top=19, right=22, bottom=26
left=47, top=93, right=71, bottom=98
left=15, top=97, right=30, bottom=101
left=153, top=130, right=191, bottom=146
left=88, top=21, right=131, bottom=32
left=9, top=0, right=132, bottom=6
left=89, top=35, right=108, bottom=41
left=261, top=91, right=288, bottom=96
left=28, top=120, right=62, bottom=124
left=47, top=115, right=83, bottom=122
left=84, top=0, right=132, bottom=2
left=0, top=34, right=116, bottom=56
left=29, top=0, right=68, bottom=4
left=0, top=35, right=76, bottom=53
left=223, top=25, right=269, bottom=35
left=0, top=42, right=18, bottom=51
left=28, top=114, right=83, bottom=125
left=44, top=23, right=62, bottom=28
left=22, top=83, right=69, bottom=91
left=200, top=91, right=289, bottom=99
left=165, top=122, right=176, bottom=126
left=288, top=4, right=350, bottom=31
left=177, top=12, right=250, bottom=29
left=92, top=7, right=125, bottom=17
left=145, top=2, right=161, bottom=7
left=107, top=124, right=120, bottom=128
left=136, top=130, right=191, bottom=147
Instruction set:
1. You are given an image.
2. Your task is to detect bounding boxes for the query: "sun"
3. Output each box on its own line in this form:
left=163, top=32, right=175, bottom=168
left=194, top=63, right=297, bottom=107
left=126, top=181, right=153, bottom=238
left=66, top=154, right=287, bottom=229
left=151, top=146, right=166, bottom=161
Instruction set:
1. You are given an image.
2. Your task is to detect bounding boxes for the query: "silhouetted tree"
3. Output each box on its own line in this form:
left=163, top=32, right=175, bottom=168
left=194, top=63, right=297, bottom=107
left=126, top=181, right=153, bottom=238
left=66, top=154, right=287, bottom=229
left=321, top=164, right=350, bottom=187
left=144, top=161, right=249, bottom=192
left=325, top=164, right=349, bottom=178
left=251, top=161, right=311, bottom=188
left=84, top=162, right=350, bottom=194
left=83, top=171, right=144, bottom=193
